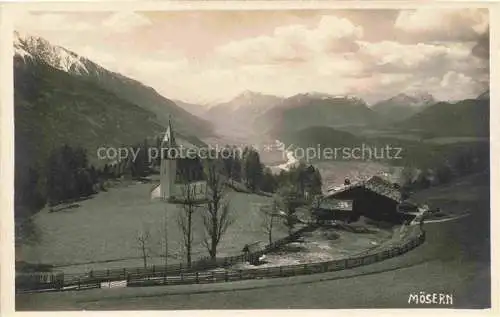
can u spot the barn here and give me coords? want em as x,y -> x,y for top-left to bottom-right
312,199 -> 354,223
322,176 -> 416,224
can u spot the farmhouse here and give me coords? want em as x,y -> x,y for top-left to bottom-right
312,198 -> 354,223
322,176 -> 416,223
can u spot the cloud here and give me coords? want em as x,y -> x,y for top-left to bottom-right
102,11 -> 152,33
395,8 -> 489,41
14,11 -> 151,36
14,12 -> 95,33
215,15 -> 363,65
356,40 -> 482,75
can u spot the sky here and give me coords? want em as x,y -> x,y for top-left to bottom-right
13,8 -> 489,105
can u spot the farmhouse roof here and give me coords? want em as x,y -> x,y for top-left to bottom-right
326,175 -> 402,202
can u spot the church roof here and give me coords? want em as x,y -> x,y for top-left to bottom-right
161,119 -> 201,152
162,119 -> 176,147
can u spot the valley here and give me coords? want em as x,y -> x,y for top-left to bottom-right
12,17 -> 491,311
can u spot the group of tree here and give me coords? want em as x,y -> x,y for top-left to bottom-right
15,145 -> 100,215
273,162 -> 322,199
258,184 -> 305,246
16,138 -> 163,221
217,146 -> 322,200
400,144 -> 489,197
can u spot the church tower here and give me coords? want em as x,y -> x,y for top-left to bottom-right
160,119 -> 178,201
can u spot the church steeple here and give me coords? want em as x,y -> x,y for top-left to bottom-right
160,116 -> 178,201
163,116 -> 176,148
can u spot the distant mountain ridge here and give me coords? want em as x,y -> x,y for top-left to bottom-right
172,99 -> 208,117
371,92 -> 437,122
14,31 -> 213,138
396,96 -> 489,137
203,90 -> 284,136
254,93 -> 380,139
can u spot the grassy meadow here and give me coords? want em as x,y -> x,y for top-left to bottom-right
17,181 -> 289,273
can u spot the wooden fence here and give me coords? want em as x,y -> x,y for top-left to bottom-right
15,224 -> 424,293
126,228 -> 426,288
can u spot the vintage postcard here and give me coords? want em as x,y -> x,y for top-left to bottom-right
0,0 -> 496,314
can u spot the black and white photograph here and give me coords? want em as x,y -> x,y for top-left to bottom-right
2,2 -> 494,312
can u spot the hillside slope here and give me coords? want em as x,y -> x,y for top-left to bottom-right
278,126 -> 363,150
14,57 -> 166,171
397,98 -> 489,137
14,31 -> 213,138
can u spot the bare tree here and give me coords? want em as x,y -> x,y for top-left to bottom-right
278,185 -> 301,235
310,194 -> 323,223
202,160 -> 234,260
136,227 -> 151,269
260,198 -> 280,245
177,181 -> 199,268
160,206 -> 169,270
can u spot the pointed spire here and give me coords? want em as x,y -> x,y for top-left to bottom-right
163,115 -> 176,147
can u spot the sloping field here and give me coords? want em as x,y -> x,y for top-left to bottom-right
233,223 -> 394,269
18,182 -> 288,273
314,161 -> 402,191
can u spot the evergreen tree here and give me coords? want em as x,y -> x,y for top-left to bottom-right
260,167 -> 278,193
243,147 -> 263,191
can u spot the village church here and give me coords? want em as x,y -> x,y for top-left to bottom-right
151,120 -> 208,203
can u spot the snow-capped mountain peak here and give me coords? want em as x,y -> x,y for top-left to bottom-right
290,92 -> 367,106
389,91 -> 436,107
14,31 -> 91,75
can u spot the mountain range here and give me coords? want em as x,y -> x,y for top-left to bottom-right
14,32 -> 210,172
198,88 -> 489,142
253,92 -> 380,140
14,31 -> 213,138
370,92 -> 437,122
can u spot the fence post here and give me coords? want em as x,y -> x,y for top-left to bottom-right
303,264 -> 307,274
123,268 -> 126,278
196,272 -> 199,284
153,265 -> 155,274
106,269 -> 109,277
225,270 -> 228,282
89,270 -> 93,278
211,271 -> 215,282
279,266 -> 283,276
239,270 -> 243,280
78,278 -> 81,290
